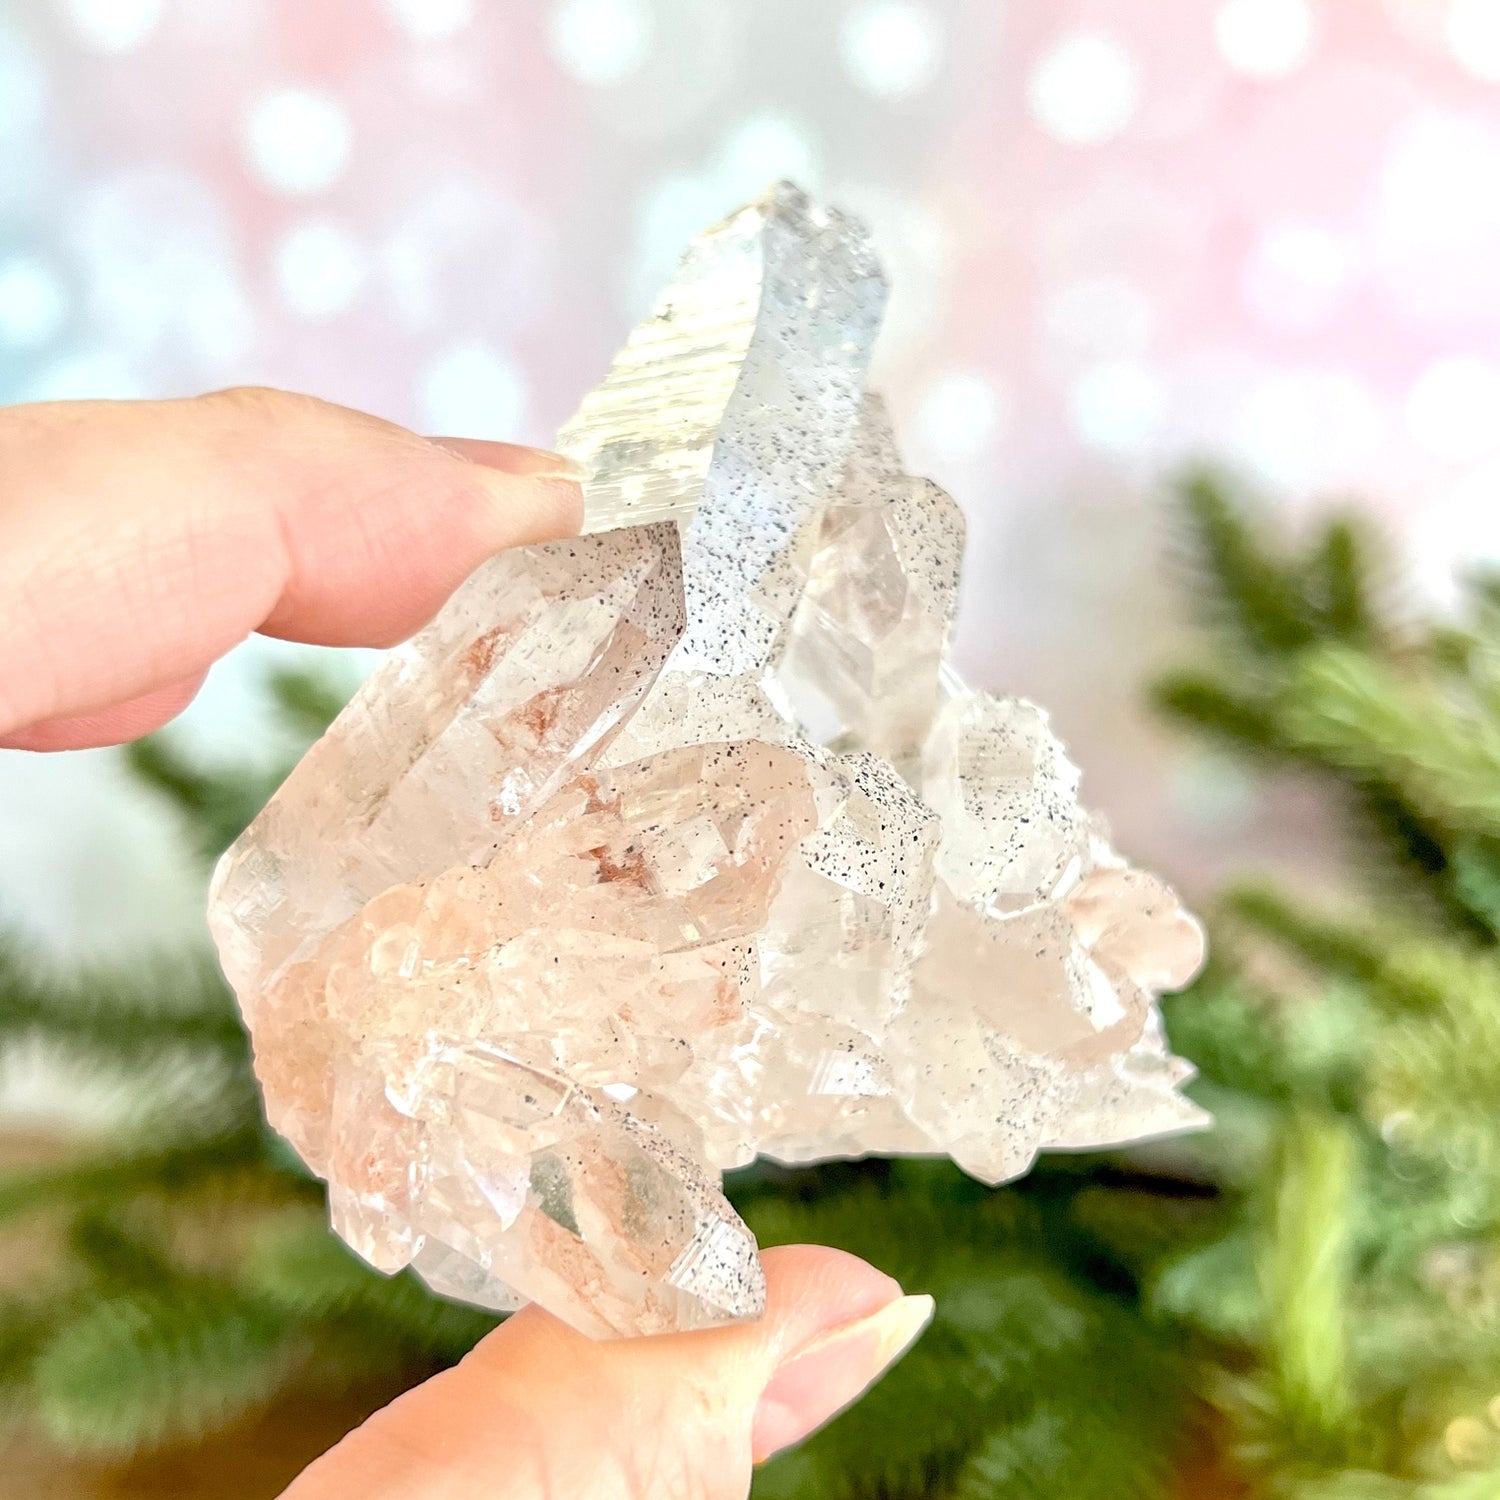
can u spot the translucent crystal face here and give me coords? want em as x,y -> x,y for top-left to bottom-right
208,183 -> 1205,1339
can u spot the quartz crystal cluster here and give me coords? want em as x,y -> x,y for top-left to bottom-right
208,184 -> 1206,1340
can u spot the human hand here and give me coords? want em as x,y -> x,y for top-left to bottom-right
0,388 -> 933,1498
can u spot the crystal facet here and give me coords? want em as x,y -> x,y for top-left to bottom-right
209,183 -> 1205,1339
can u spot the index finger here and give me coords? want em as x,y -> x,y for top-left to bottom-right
0,388 -> 584,749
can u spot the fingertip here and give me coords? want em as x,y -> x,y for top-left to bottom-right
423,437 -> 587,549
757,1244 -> 905,1339
751,1290 -> 934,1463
464,466 -> 586,551
427,436 -> 593,485
0,673 -> 206,752
257,453 -> 583,650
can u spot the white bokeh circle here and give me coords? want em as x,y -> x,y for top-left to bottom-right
381,0 -> 474,39
1070,362 -> 1166,454
64,0 -> 164,55
719,114 -> 821,199
1215,0 -> 1316,79
1241,222 -> 1349,329
1448,0 -> 1500,83
1028,31 -> 1141,146
839,2 -> 943,100
419,344 -> 527,438
243,89 -> 352,197
0,256 -> 69,350
1406,356 -> 1500,464
547,0 -> 654,86
1374,110 -> 1500,326
1410,459 -> 1500,609
70,168 -> 253,372
1234,368 -> 1383,491
26,347 -> 145,403
915,370 -> 1005,461
274,220 -> 368,320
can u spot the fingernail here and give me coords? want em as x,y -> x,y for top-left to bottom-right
752,1292 -> 934,1462
427,437 -> 593,483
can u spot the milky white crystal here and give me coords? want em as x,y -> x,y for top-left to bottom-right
209,183 -> 1205,1339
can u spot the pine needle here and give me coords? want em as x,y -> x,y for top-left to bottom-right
1260,1112 -> 1357,1463
31,1285 -> 304,1454
1172,466 -> 1317,658
0,941 -> 248,1061
245,1215 -> 499,1363
0,1130 -> 275,1225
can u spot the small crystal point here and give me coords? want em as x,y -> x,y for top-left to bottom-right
210,186 -> 1205,1340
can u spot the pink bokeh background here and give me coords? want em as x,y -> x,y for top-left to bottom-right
4,0 -> 1500,945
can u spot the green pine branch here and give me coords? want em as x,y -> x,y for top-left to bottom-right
0,940 -> 248,1066
1448,839 -> 1500,937
245,1214 -> 499,1364
1173,467 -> 1320,658
0,1129 -> 286,1226
1151,670 -> 1285,756
1259,1113 -> 1358,1464
1370,972 -> 1500,1180
1282,647 -> 1500,844
31,1284 -> 305,1455
1301,516 -> 1385,649
738,1164 -> 1192,1500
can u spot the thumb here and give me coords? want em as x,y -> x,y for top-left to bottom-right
282,1245 -> 933,1500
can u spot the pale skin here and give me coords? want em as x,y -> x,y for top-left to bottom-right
0,387 -> 933,1500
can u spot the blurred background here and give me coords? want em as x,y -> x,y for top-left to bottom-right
6,2 -> 1500,1497
7,0 -> 1500,955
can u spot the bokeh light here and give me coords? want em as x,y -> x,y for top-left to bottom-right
62,0 -> 164,55
719,114 -> 821,198
379,176 -> 552,338
1070,361 -> 1166,454
25,348 -> 145,403
0,256 -> 69,350
0,19 -> 48,152
1028,31 -> 1141,145
915,369 -> 1004,461
1374,109 -> 1500,324
1410,458 -> 1500,607
243,89 -> 353,197
839,2 -> 943,100
1214,0 -> 1316,79
419,343 -> 527,437
1405,356 -> 1500,463
275,221 -> 368,320
1447,0 -> 1500,82
1234,367 -> 1382,491
71,168 -> 251,372
380,0 -> 474,40
547,0 -> 654,85
1239,221 -> 1349,329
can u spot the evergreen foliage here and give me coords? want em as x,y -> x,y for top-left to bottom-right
3,478 -> 1500,1494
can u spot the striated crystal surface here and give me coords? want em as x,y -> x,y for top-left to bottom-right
209,183 -> 1205,1339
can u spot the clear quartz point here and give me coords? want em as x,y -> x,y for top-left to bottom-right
209,183 -> 1205,1339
